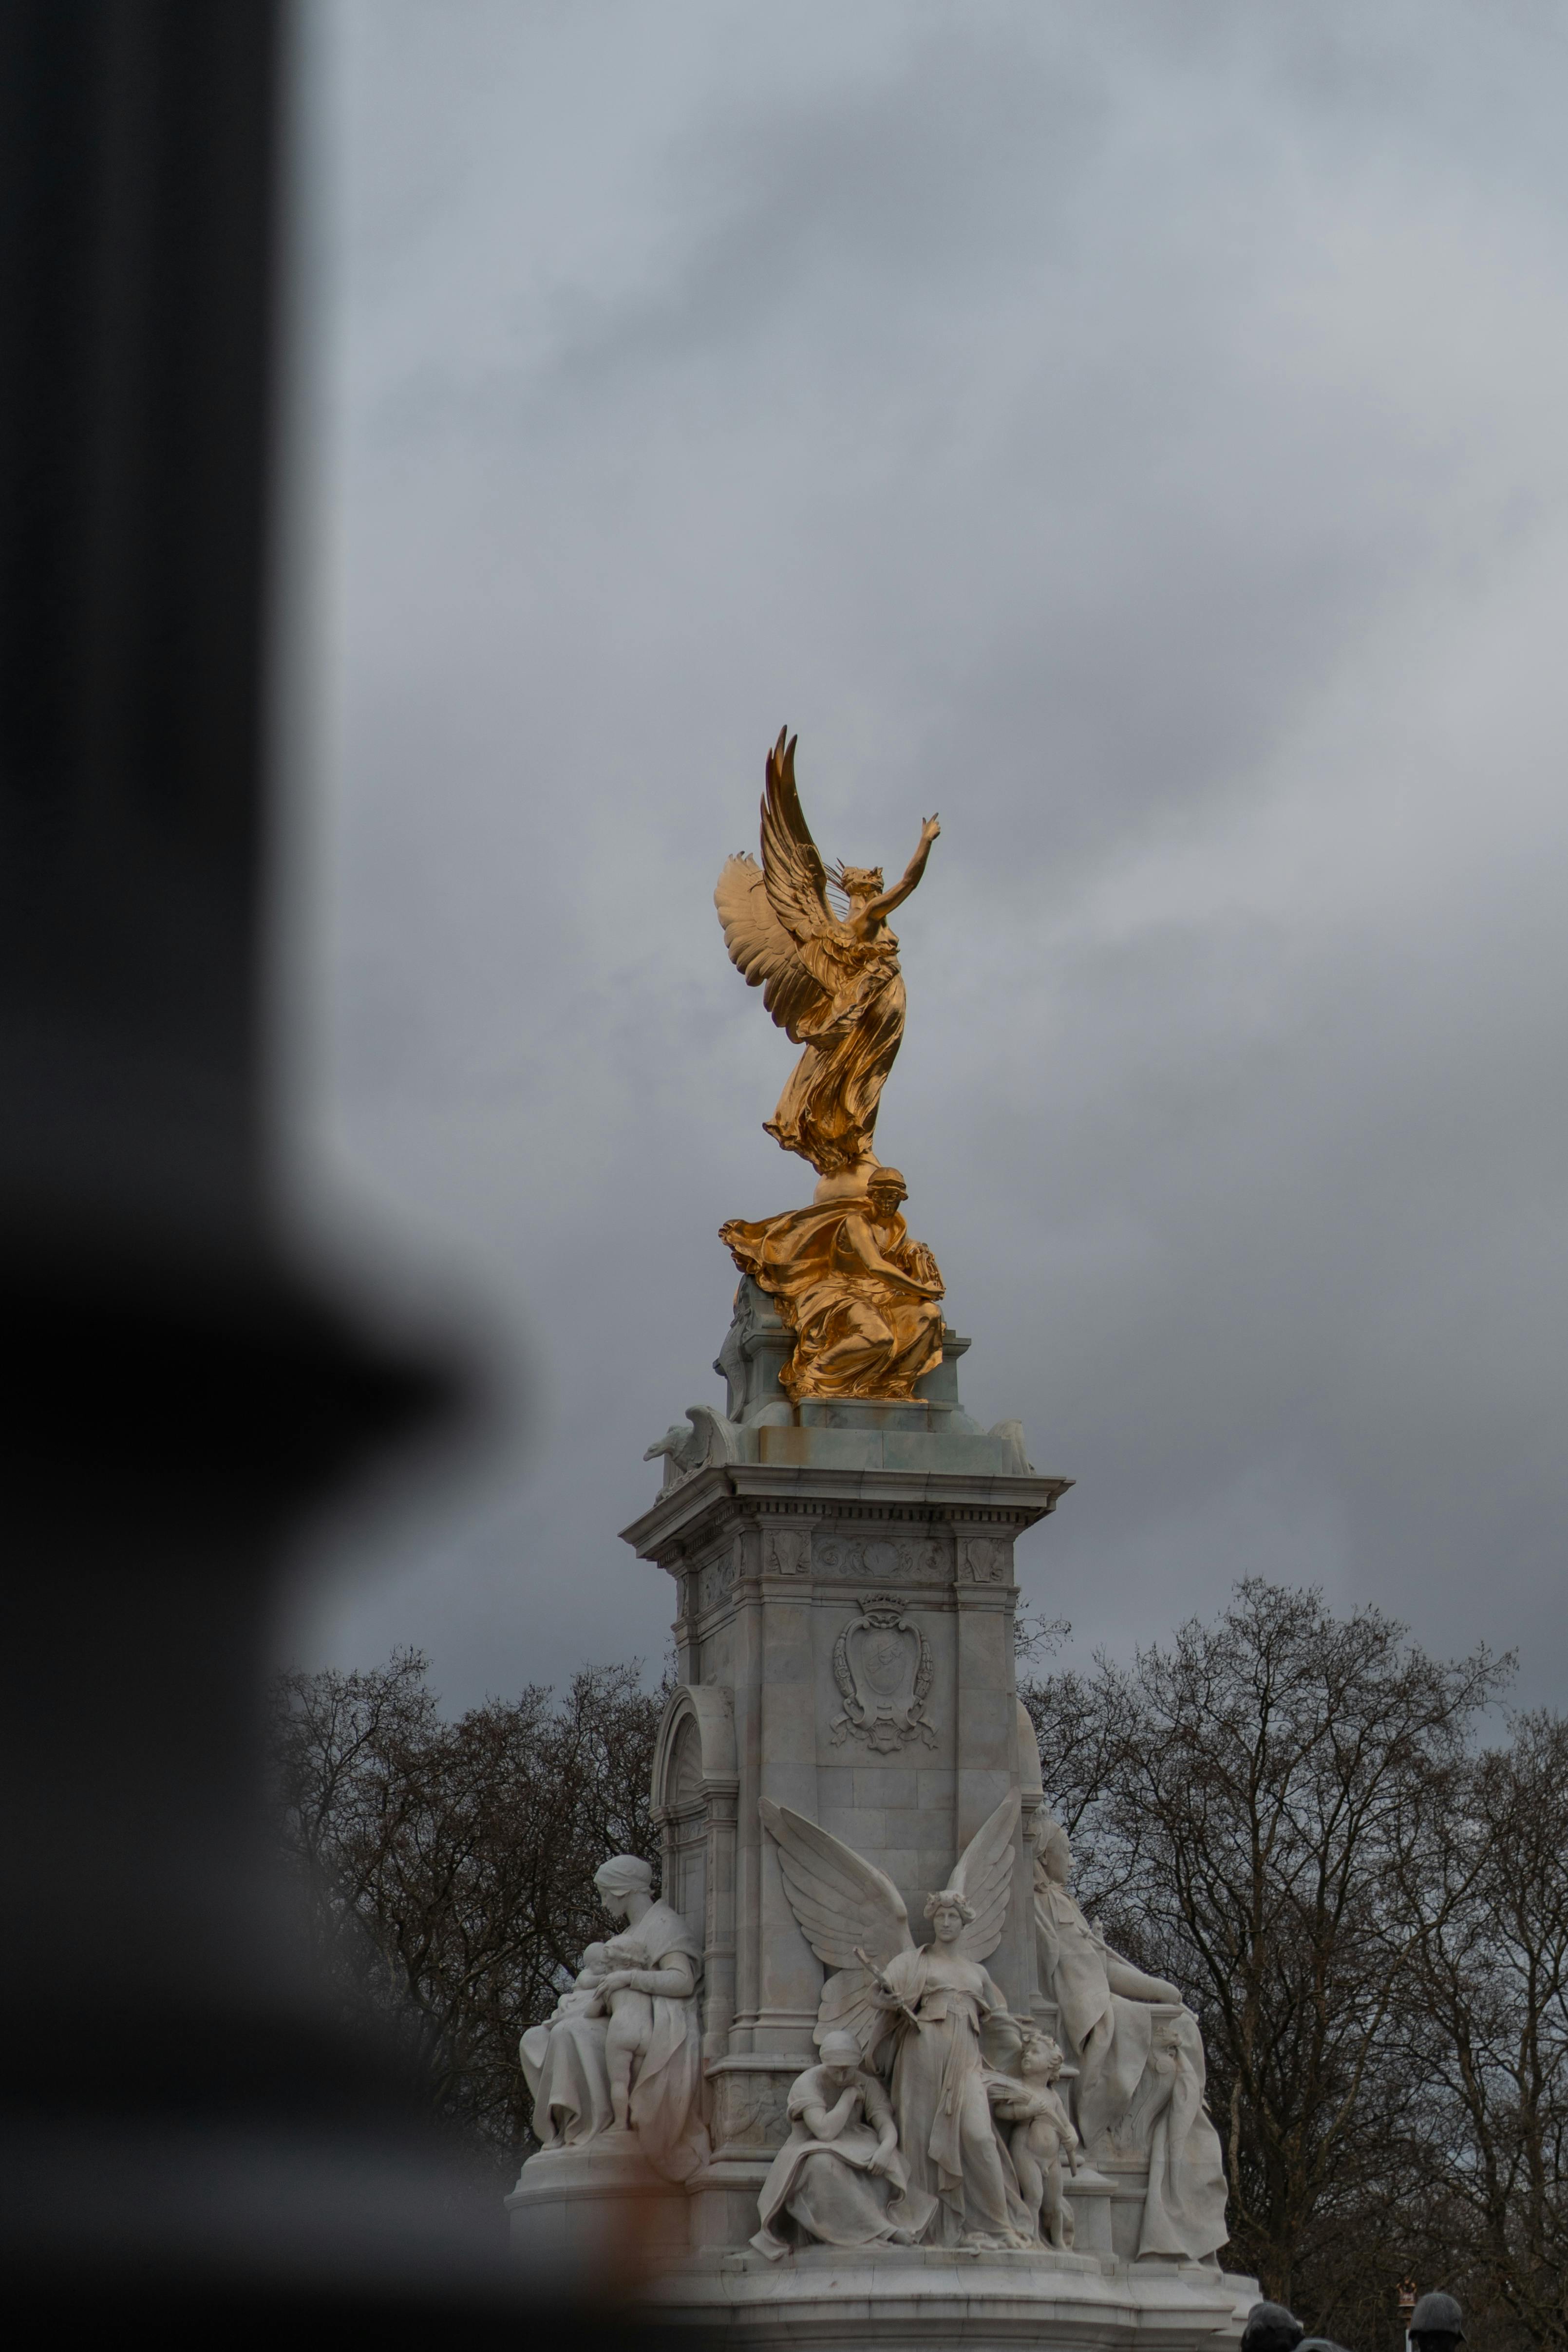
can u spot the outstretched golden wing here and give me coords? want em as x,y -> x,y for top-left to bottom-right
715,856 -> 833,1040
758,730 -> 846,954
714,729 -> 859,1040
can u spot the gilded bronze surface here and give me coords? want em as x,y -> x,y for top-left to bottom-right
716,734 -> 946,1403
721,1168 -> 945,1403
715,729 -> 939,1185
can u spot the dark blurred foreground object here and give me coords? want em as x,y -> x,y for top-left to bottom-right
1409,2293 -> 1466,2351
1242,2304 -> 1305,2352
0,4 -> 653,2339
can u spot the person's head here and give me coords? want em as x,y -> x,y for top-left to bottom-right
577,1941 -> 609,1978
1410,2291 -> 1465,2352
1240,2301 -> 1304,2352
866,1165 -> 907,1215
1036,1814 -> 1072,1886
593,1853 -> 653,1923
925,1887 -> 975,1944
836,863 -> 884,908
1018,2027 -> 1064,2083
818,2030 -> 862,2089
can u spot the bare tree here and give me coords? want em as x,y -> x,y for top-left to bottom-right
1022,1581 -> 1509,2328
273,1596 -> 1568,2339
1398,1712 -> 1568,2352
270,1652 -> 667,2163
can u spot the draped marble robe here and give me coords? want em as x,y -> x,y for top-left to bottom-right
879,1944 -> 1033,2248
520,1997 -> 612,2152
1033,1868 -> 1227,2260
617,1897 -> 710,2183
751,2062 -> 935,2260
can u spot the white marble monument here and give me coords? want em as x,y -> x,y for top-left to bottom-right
506,737 -> 1256,2343
505,1287 -> 1256,2345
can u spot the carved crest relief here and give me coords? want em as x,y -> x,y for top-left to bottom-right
697,1544 -> 740,1614
959,1534 -> 1009,1583
830,1592 -> 937,1752
762,1528 -> 807,1576
815,1531 -> 946,1581
711,2067 -> 793,2155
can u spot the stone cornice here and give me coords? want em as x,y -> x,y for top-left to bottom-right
620,1461 -> 1074,1562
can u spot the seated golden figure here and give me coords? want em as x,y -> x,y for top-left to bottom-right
721,1167 -> 944,1402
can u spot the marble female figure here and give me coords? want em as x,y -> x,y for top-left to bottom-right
874,1889 -> 1034,2249
519,1944 -> 615,2153
751,2032 -> 936,2260
1033,1815 -> 1227,2261
519,1854 -> 709,2185
588,1853 -> 710,2183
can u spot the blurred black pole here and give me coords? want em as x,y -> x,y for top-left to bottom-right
0,4 -> 568,2334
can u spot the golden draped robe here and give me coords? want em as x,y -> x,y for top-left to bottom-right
720,1198 -> 943,1401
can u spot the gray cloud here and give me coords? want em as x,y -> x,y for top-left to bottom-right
282,0 -> 1568,1710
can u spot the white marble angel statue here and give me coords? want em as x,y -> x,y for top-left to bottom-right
760,1790 -> 1035,2249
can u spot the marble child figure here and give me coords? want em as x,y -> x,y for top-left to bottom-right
987,2027 -> 1080,2249
751,2032 -> 936,2260
557,1942 -> 611,2016
520,1931 -> 660,2144
592,1932 -> 655,2132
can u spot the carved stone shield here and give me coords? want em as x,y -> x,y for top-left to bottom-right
830,1592 -> 937,1751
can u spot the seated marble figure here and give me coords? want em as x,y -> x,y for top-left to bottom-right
752,2032 -> 936,2260
518,1853 -> 709,2183
1033,1812 -> 1228,2262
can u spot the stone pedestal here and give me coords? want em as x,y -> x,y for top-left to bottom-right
509,1284 -> 1255,2345
1060,2162 -> 1117,2256
623,1303 -> 1071,2178
505,2134 -> 690,2287
645,2244 -> 1259,2352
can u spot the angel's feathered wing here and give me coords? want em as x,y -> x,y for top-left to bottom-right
948,1790 -> 1023,1964
714,730 -> 859,1041
760,1797 -> 915,2058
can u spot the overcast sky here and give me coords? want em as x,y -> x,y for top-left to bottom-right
280,0 -> 1568,1715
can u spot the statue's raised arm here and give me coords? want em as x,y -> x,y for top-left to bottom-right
858,811 -> 941,931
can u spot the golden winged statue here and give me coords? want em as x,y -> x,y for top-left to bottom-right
715,731 -> 948,1402
715,729 -> 941,1189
